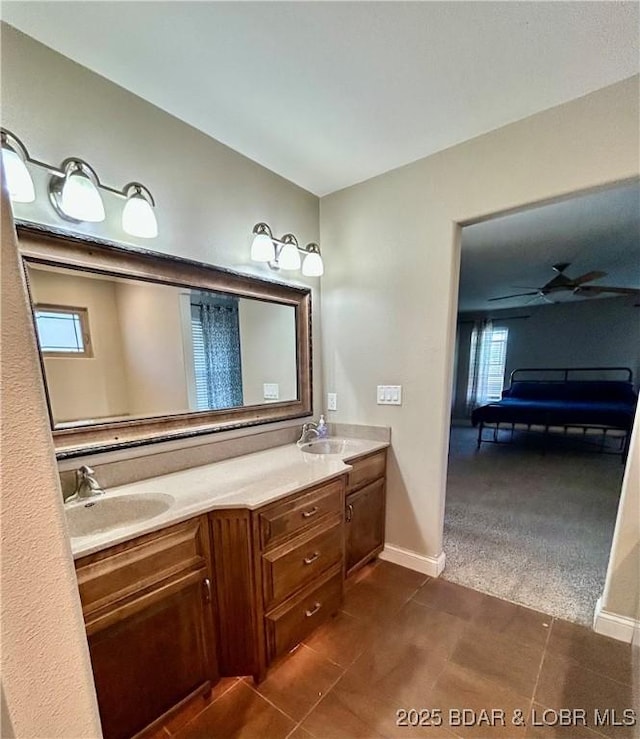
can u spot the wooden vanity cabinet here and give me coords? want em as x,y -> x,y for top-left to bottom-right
74,516 -> 218,739
345,449 -> 387,576
210,476 -> 346,680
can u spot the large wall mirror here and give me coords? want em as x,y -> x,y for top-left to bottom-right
17,224 -> 312,457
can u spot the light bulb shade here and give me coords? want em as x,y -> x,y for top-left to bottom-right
302,251 -> 324,277
278,242 -> 301,271
1,145 -> 35,203
60,171 -> 105,222
122,193 -> 158,238
251,233 -> 275,262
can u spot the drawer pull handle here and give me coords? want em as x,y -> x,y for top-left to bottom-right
346,503 -> 354,523
203,577 -> 212,603
303,552 -> 320,565
305,601 -> 322,618
302,506 -> 319,519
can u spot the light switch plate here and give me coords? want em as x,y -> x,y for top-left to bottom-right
263,383 -> 279,400
327,392 -> 337,411
377,385 -> 402,405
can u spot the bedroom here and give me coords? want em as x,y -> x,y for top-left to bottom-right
447,181 -> 640,624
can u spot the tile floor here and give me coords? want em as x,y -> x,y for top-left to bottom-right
153,561 -> 638,739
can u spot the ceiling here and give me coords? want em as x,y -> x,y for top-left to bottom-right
2,2 -> 638,195
458,181 -> 640,312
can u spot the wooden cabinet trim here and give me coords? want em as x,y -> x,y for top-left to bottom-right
346,449 -> 387,493
261,515 -> 343,611
76,516 -> 210,623
263,564 -> 343,662
258,477 -> 345,550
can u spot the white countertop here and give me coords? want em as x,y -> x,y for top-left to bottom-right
67,437 -> 389,559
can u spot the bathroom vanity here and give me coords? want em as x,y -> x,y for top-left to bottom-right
16,224 -> 388,739
70,439 -> 387,739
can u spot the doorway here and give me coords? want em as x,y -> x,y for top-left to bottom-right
444,181 -> 640,624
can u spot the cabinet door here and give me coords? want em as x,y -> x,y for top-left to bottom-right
346,478 -> 386,575
88,569 -> 217,739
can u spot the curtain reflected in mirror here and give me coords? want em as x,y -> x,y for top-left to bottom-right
190,292 -> 243,410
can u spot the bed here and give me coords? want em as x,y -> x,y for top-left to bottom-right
471,367 -> 638,459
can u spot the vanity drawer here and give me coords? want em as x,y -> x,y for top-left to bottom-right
75,516 -> 210,625
347,449 -> 386,492
258,478 -> 344,550
262,517 -> 343,610
264,566 -> 343,662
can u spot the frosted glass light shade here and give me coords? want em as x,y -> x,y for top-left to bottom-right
278,242 -> 301,271
302,251 -> 324,277
1,146 -> 35,203
251,233 -> 275,262
61,172 -> 105,222
122,193 -> 158,238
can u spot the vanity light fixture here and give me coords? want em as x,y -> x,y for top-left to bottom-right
0,127 -> 158,238
302,243 -> 324,277
0,129 -> 36,203
250,222 -> 324,277
250,222 -> 276,262
50,158 -> 106,223
278,234 -> 302,271
121,183 -> 158,238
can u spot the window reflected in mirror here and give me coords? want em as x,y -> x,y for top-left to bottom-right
26,263 -> 298,427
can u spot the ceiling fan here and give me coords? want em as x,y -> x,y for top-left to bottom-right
488,263 -> 640,303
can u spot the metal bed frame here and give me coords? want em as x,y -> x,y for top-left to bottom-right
475,367 -> 635,460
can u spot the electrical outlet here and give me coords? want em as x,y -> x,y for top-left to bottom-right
327,392 -> 337,411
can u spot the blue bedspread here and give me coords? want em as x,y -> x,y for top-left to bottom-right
471,380 -> 637,431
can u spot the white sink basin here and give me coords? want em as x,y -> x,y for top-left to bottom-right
299,438 -> 348,455
65,493 -> 174,538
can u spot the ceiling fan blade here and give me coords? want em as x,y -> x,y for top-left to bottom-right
543,273 -> 573,289
571,270 -> 608,286
488,292 -> 540,302
574,285 -> 640,296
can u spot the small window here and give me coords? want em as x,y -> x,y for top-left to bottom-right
34,304 -> 93,357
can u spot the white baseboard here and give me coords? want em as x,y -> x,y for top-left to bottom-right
379,544 -> 446,578
593,596 -> 640,643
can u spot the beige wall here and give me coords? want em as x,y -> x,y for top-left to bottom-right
1,185 -> 103,736
116,281 -> 189,416
1,23 -> 322,420
1,24 -> 321,737
239,299 -> 298,405
28,267 -> 131,422
320,77 -> 640,575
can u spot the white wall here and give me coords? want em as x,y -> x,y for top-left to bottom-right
1,185 -> 103,737
28,267 -> 131,422
239,299 -> 298,406
601,413 -> 640,622
320,77 -> 640,571
453,296 -> 640,418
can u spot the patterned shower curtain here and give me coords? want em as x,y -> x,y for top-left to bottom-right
192,294 -> 243,410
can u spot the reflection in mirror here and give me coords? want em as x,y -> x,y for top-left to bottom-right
26,263 -> 298,427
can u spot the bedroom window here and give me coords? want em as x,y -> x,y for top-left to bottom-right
466,322 -> 508,409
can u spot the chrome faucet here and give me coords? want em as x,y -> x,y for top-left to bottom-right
69,465 -> 105,501
297,422 -> 319,445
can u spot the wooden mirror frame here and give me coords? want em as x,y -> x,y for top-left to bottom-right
17,223 -> 313,459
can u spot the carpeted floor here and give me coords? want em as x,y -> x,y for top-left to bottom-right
443,426 -> 625,625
